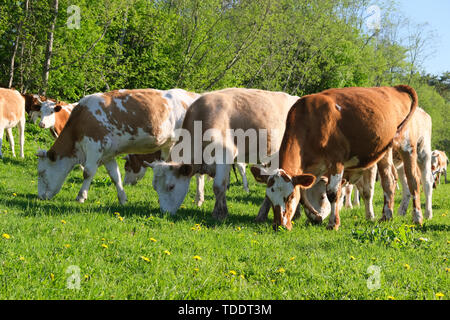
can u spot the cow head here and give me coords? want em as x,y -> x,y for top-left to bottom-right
124,155 -> 148,185
36,149 -> 76,200
143,161 -> 193,215
39,101 -> 63,129
251,166 -> 315,230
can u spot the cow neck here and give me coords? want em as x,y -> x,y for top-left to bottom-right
54,108 -> 70,136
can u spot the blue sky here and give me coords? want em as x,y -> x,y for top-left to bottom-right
397,0 -> 450,75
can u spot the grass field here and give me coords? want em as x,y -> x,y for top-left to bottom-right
0,124 -> 448,300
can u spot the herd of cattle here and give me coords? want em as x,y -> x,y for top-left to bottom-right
0,86 -> 448,231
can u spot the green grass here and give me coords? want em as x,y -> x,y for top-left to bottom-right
0,124 -> 449,300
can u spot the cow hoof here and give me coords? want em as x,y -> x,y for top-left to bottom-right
76,196 -> 86,203
212,209 -> 228,221
255,215 -> 267,223
326,224 -> 339,231
378,216 -> 391,223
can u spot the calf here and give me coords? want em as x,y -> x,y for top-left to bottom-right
36,89 -> 200,204
252,85 -> 419,230
431,150 -> 448,187
0,88 -> 26,158
146,88 -> 300,219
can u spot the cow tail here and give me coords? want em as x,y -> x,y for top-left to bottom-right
394,85 -> 418,136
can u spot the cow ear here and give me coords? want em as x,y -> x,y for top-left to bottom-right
250,166 -> 269,184
292,174 -> 316,189
47,150 -> 57,162
178,164 -> 193,177
54,105 -> 62,112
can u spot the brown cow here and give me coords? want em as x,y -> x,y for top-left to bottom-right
431,150 -> 448,186
0,88 -> 26,158
252,85 -> 419,230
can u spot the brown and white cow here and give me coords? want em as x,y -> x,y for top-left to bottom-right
36,100 -> 78,137
252,85 -> 419,230
0,88 -> 26,158
36,89 -> 200,204
431,150 -> 448,187
146,88 -> 300,219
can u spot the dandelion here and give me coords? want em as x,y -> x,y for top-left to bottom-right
418,237 -> 428,242
193,255 -> 202,261
12,193 -> 17,197
163,250 -> 171,256
442,213 -> 447,217
101,243 -> 108,249
289,257 -> 296,261
350,255 -> 356,260
114,212 -> 120,216
118,216 -> 124,222
140,256 -> 151,262
389,258 -> 395,262
404,264 -> 411,270
84,274 -> 90,280
150,238 -> 157,242
19,256 -> 25,261
236,227 -> 242,231
435,292 -> 444,299
50,273 -> 55,281
387,296 -> 396,300
277,268 -> 286,274
270,279 -> 276,283
240,274 -> 245,280
445,268 -> 450,272
64,244 -> 71,248
61,220 -> 66,224
2,233 -> 11,239
229,270 -> 237,276
193,268 -> 199,273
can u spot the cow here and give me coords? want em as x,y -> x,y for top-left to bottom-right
123,151 -> 249,191
21,94 -> 55,123
145,88 -> 300,219
251,85 -> 419,231
36,100 -> 78,137
36,88 -> 200,204
0,88 -> 26,158
431,150 -> 448,187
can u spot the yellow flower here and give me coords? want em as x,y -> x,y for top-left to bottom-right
236,227 -> 242,231
193,268 -> 199,272
150,238 -> 157,242
387,296 -> 396,300
61,220 -> 66,224
229,270 -> 237,276
114,212 -> 120,216
193,255 -> 202,261
404,264 -> 411,270
2,233 -> 11,239
64,244 -> 71,248
435,292 -> 444,299
289,257 -> 296,261
418,237 -> 428,242
84,274 -> 90,280
101,243 -> 108,249
442,213 -> 447,217
164,250 -> 171,255
240,274 -> 245,280
19,256 -> 25,261
350,255 -> 356,260
50,273 -> 55,281
118,216 -> 124,222
140,256 -> 151,262
277,268 -> 286,273
12,193 -> 17,197
389,258 -> 395,262
445,268 -> 450,272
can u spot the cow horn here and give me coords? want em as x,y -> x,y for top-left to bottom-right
143,161 -> 158,168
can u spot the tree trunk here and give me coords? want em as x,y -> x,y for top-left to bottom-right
41,0 -> 59,95
8,0 -> 29,89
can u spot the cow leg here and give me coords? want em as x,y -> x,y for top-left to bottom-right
236,163 -> 249,193
6,128 -> 15,157
358,165 -> 377,221
195,174 -> 205,207
212,163 -> 231,221
417,152 -> 433,220
76,163 -> 99,203
326,164 -> 344,230
397,165 -> 410,216
18,116 -> 25,158
104,159 -> 127,205
352,187 -> 360,207
399,147 -> 423,225
255,196 -> 271,222
0,127 -> 5,159
378,150 -> 397,222
344,184 -> 353,209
